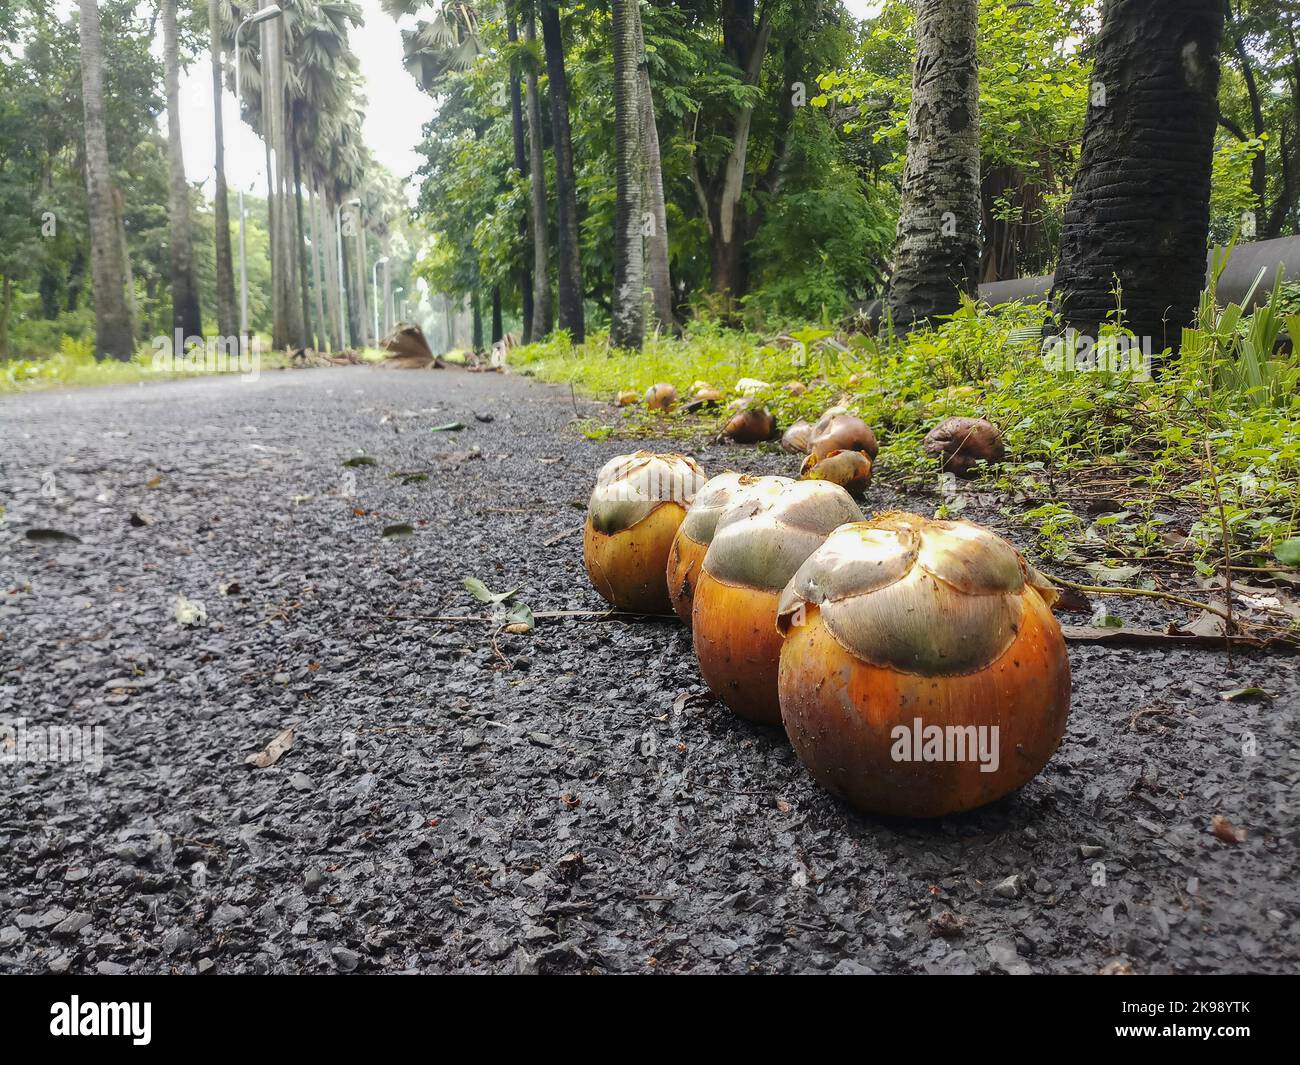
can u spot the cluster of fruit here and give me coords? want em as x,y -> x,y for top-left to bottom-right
583,452 -> 1071,818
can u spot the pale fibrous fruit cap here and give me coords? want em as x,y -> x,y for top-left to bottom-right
588,452 -> 707,535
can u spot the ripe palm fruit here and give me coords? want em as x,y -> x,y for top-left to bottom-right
723,406 -> 777,444
616,390 -> 639,407
584,452 -> 707,613
666,474 -> 792,624
799,448 -> 872,497
776,513 -> 1070,817
693,480 -> 861,725
810,412 -> 878,463
781,420 -> 814,454
645,383 -> 678,412
923,416 -> 1004,478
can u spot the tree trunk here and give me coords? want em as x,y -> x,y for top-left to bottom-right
611,0 -> 646,349
888,0 -> 981,328
208,0 -> 237,337
1052,0 -> 1223,352
525,15 -> 553,338
78,0 -> 135,359
540,1 -> 584,342
354,215 -> 369,346
491,286 -> 503,344
704,0 -> 772,303
508,16 -> 534,343
307,182 -> 329,351
472,290 -> 484,352
637,15 -> 675,334
291,139 -> 315,349
320,188 -> 342,350
0,275 -> 12,359
162,0 -> 201,339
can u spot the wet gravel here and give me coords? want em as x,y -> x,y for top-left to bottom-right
1,365 -> 1296,974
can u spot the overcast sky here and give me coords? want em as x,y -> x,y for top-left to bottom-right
175,0 -> 882,204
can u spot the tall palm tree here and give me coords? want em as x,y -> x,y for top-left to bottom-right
1052,0 -> 1224,353
77,0 -> 135,359
524,12 -> 552,336
507,14 -> 534,342
888,0 -> 981,327
163,0 -> 201,338
611,0 -> 645,349
208,0 -> 238,337
636,5 -> 673,333
540,0 -> 583,342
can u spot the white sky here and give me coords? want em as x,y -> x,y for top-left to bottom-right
52,1 -> 882,205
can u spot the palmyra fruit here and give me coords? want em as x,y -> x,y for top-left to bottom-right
666,473 -> 792,624
785,381 -> 808,396
616,390 -> 639,407
693,480 -> 861,725
800,449 -> 872,497
734,377 -> 772,396
923,416 -> 1005,478
776,513 -> 1070,817
645,383 -> 678,412
584,452 -> 707,613
723,406 -> 776,444
781,420 -> 814,454
810,412 -> 878,463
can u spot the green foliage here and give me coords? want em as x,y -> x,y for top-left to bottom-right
513,295 -> 1300,570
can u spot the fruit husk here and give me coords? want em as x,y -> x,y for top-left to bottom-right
800,448 -> 872,496
723,407 -> 776,444
645,383 -> 678,412
693,480 -> 861,722
585,503 -> 688,614
775,513 -> 1071,817
667,474 -> 791,624
811,413 -> 879,462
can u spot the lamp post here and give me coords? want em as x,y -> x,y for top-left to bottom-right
334,196 -> 360,346
234,4 -> 283,340
372,256 -> 389,342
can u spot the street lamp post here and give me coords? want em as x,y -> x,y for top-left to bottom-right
334,197 -> 360,346
234,4 -> 283,340
372,257 -> 389,343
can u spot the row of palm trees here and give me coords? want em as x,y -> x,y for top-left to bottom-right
79,0 -> 389,360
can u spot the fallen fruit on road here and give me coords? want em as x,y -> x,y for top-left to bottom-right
693,479 -> 861,725
584,451 -> 707,613
776,513 -> 1071,817
667,473 -> 793,624
645,383 -> 677,412
923,416 -> 1005,478
800,448 -> 872,496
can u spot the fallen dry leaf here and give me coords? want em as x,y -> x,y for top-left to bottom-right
1211,814 -> 1247,844
245,727 -> 294,769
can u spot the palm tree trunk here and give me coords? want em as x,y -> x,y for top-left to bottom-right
508,16 -> 534,343
525,15 -> 552,338
887,0 -> 981,328
308,182 -> 329,350
208,0 -> 237,337
471,290 -> 484,352
611,0 -> 645,350
291,137 -> 315,349
491,286 -> 503,344
1052,0 -> 1224,353
540,1 -> 584,342
706,0 -> 771,303
637,11 -> 674,334
78,0 -> 135,359
162,0 -> 201,338
320,187 -> 342,350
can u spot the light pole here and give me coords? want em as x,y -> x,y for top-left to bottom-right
335,196 -> 360,346
234,4 -> 283,340
372,256 -> 389,342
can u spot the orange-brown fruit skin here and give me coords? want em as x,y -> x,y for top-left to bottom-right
692,571 -> 785,725
778,594 -> 1071,817
812,414 -> 879,462
666,527 -> 708,624
583,502 -> 686,614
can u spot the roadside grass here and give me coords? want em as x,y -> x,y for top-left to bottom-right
512,299 -> 1300,583
0,336 -> 391,393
